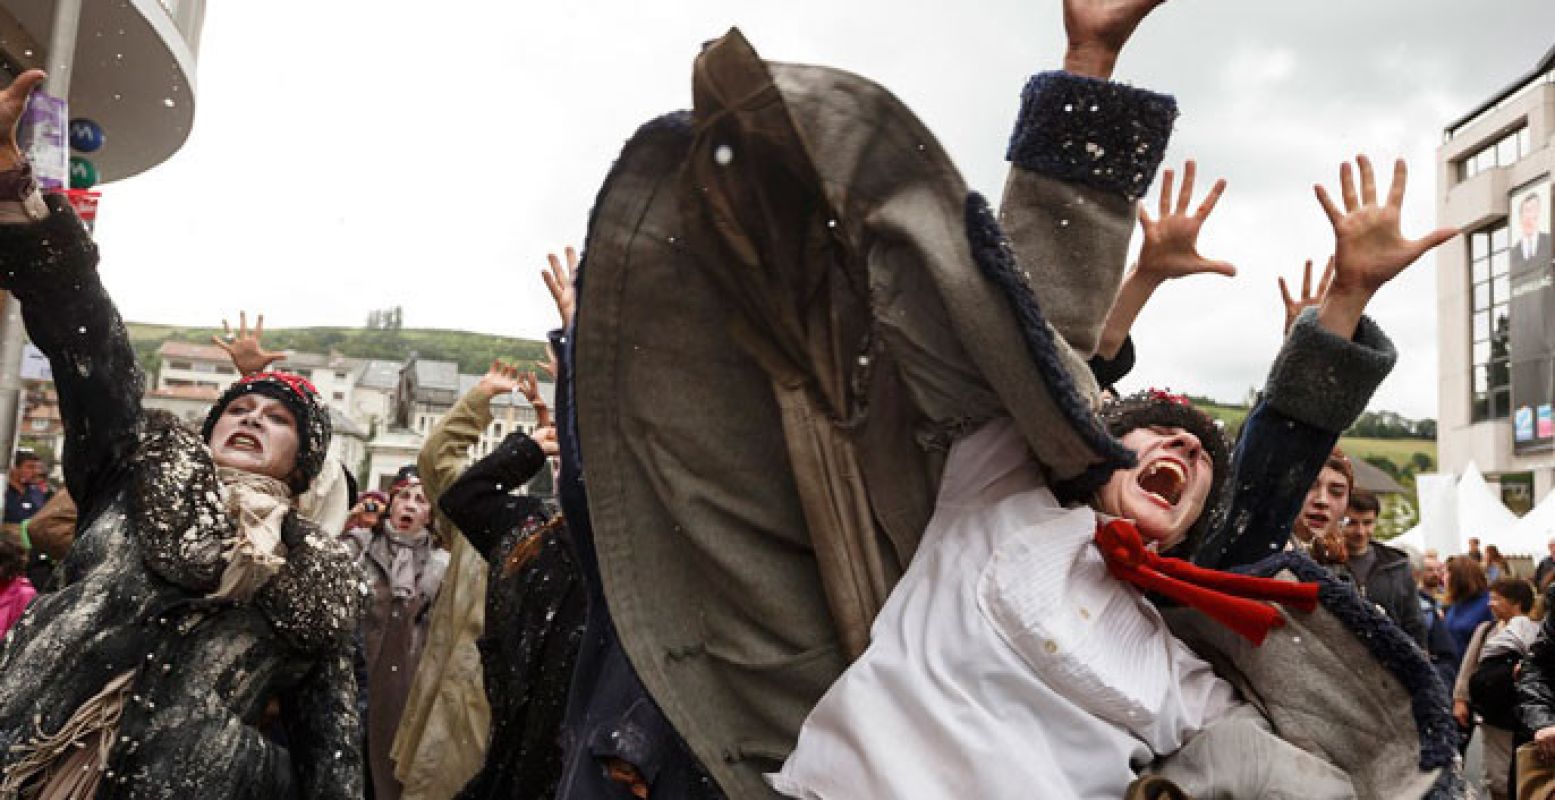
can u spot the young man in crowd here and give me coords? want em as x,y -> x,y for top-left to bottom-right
1344,491 -> 1427,646
1292,450 -> 1354,564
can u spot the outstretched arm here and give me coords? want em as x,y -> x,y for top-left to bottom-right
211,310 -> 286,376
1095,160 -> 1235,361
999,0 -> 1178,358
0,71 -> 141,520
1195,155 -> 1455,569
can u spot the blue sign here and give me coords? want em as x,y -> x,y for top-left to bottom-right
1515,405 -> 1535,442
68,118 -> 104,153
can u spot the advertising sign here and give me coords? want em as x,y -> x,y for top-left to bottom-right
1509,178 -> 1555,453
17,91 -> 68,191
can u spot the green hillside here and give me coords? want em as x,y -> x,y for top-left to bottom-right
126,322 -> 549,376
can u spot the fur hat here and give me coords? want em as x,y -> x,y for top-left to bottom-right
1097,389 -> 1231,556
201,371 -> 332,494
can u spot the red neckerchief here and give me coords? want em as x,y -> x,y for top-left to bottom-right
1095,519 -> 1319,646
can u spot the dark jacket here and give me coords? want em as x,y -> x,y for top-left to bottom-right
438,431 -> 586,800
1348,541 -> 1428,648
0,197 -> 364,799
1517,584 -> 1555,735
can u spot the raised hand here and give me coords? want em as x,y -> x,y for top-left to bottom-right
535,341 -> 558,381
1136,160 -> 1235,284
515,370 -> 551,428
0,70 -> 45,168
212,311 -> 285,376
1062,0 -> 1167,79
1313,155 -> 1457,338
476,359 -> 521,397
1277,257 -> 1334,336
541,247 -> 578,331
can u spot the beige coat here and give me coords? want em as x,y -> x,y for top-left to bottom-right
389,388 -> 500,799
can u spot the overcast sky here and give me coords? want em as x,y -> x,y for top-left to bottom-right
89,1 -> 1555,419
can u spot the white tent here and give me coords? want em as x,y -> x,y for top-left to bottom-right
1505,488 -> 1555,557
1456,462 -> 1523,554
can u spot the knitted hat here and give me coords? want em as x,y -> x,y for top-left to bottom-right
1097,389 -> 1231,556
389,465 -> 420,497
202,371 -> 332,494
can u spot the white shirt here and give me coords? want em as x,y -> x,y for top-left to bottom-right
771,418 -> 1237,800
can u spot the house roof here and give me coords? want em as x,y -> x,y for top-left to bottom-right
357,360 -> 403,390
455,374 -> 556,408
1445,43 -> 1555,135
1352,457 -> 1408,496
411,359 -> 460,391
158,341 -> 231,362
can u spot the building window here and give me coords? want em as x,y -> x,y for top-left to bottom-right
1471,223 -> 1512,421
1460,125 -> 1531,181
166,360 -> 191,371
332,392 -> 345,402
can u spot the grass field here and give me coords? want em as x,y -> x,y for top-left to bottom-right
1199,403 -> 1436,469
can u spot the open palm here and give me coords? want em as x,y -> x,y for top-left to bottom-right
1137,160 -> 1235,281
1315,156 -> 1456,293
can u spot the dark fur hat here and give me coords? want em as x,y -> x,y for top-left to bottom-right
201,371 -> 332,494
1097,389 -> 1231,556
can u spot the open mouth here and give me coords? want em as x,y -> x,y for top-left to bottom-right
225,432 -> 262,453
1137,459 -> 1186,508
1304,512 -> 1331,529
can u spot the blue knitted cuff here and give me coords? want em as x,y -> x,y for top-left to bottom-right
1263,308 -> 1397,433
1006,71 -> 1178,201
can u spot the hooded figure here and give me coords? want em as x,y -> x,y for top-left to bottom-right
571,26 -> 1457,800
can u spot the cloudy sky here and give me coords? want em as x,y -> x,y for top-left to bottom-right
90,1 -> 1555,419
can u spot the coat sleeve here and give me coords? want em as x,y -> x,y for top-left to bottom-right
1392,572 -> 1428,650
998,72 -> 1177,358
280,644 -> 366,800
1519,590 -> 1555,734
1455,621 -> 1492,702
417,387 -> 495,534
0,196 -> 142,523
1194,309 -> 1397,569
437,431 -> 550,563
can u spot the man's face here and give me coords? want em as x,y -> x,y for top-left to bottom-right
207,393 -> 300,485
1470,538 -> 1482,553
1095,426 -> 1214,549
1521,196 -> 1541,239
1343,509 -> 1377,554
1297,467 -> 1350,543
387,484 -> 432,534
1422,556 -> 1446,591
9,458 -> 40,486
1547,539 -> 1555,559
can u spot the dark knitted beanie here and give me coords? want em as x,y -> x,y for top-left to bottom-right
201,371 -> 332,494
1097,389 -> 1230,556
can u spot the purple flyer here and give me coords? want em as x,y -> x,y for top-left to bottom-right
17,90 -> 68,190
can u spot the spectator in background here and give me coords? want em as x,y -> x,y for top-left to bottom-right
2,451 -> 49,532
1454,578 -> 1538,800
1408,546 -> 1459,691
0,537 -> 34,634
1343,491 -> 1426,646
1423,550 -> 1449,603
1292,450 -> 1353,567
1445,557 -> 1496,660
1468,537 -> 1484,563
346,490 -> 389,535
1535,537 -> 1555,591
343,466 -> 449,800
1485,544 -> 1513,582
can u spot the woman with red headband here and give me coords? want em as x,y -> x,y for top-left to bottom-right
0,71 -> 363,798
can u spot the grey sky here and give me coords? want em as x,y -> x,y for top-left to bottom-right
90,1 -> 1555,419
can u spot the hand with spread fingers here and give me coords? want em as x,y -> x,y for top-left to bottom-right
1277,257 -> 1334,337
0,69 -> 45,169
476,359 -> 521,398
1096,160 -> 1232,360
212,311 -> 286,376
541,247 -> 579,332
1136,160 -> 1236,284
1313,155 -> 1458,338
1062,0 -> 1167,79
535,341 -> 559,381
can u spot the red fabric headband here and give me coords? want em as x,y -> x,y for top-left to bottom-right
238,371 -> 319,401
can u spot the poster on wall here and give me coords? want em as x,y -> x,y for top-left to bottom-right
1510,177 -> 1554,453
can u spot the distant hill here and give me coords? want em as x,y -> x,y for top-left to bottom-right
125,322 -> 550,377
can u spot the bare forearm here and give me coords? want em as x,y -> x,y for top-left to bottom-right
1097,266 -> 1162,359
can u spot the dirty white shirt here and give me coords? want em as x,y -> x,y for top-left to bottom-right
771,417 -> 1238,800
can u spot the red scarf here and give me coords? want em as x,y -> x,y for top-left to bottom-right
1095,519 -> 1320,646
